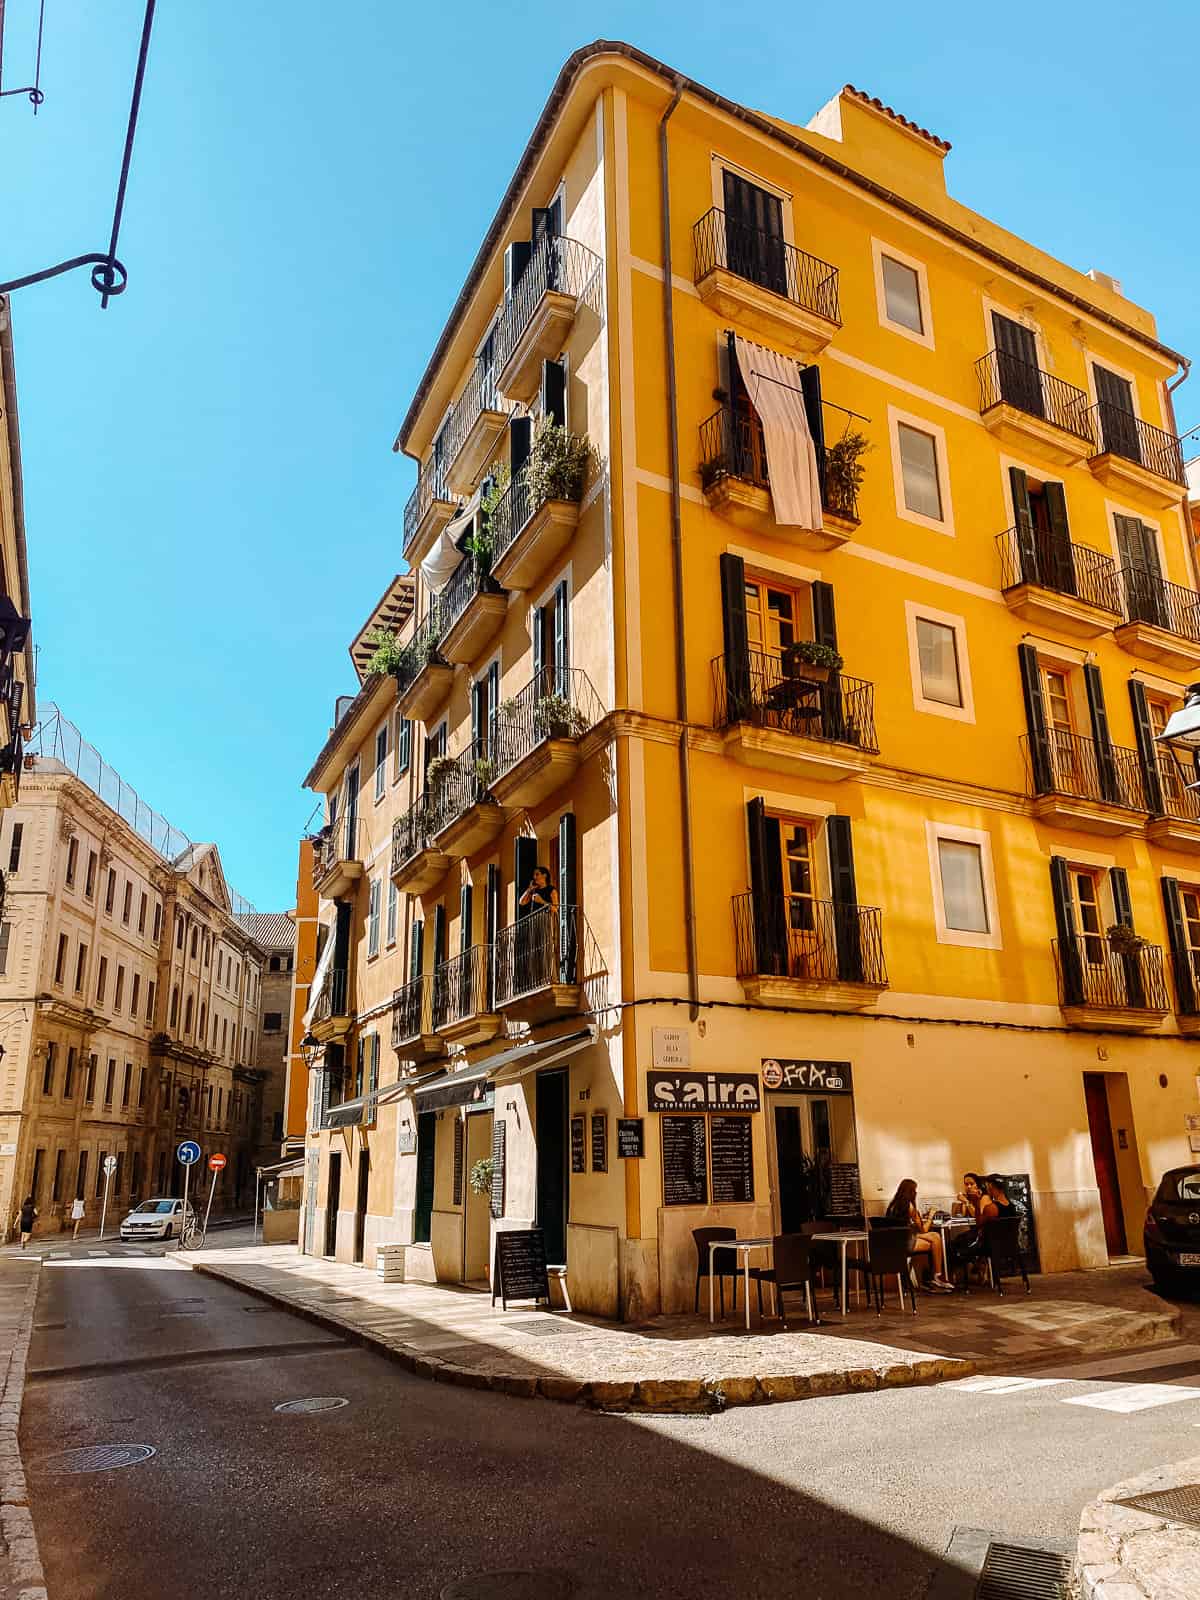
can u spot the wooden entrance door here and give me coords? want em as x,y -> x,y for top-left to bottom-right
353,1151 -> 369,1264
722,170 -> 787,297
1095,366 -> 1140,462
992,313 -> 1043,417
324,1152 -> 341,1258
1083,1073 -> 1127,1257
414,1112 -> 436,1245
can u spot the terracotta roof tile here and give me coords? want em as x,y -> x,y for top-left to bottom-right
843,84 -> 951,153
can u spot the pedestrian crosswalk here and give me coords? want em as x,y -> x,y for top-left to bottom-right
6,1243 -> 164,1262
952,1344 -> 1200,1415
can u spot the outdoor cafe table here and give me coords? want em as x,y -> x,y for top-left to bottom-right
708,1236 -> 773,1330
931,1215 -> 975,1275
810,1229 -> 869,1316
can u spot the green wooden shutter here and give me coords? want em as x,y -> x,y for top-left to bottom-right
1109,867 -> 1133,928
1042,482 -> 1076,597
459,883 -> 473,956
503,241 -> 531,298
1009,467 -> 1038,582
515,836 -> 539,919
410,919 -> 424,981
1162,877 -> 1197,1015
746,798 -> 784,975
485,863 -> 500,1009
432,904 -> 446,968
799,365 -> 826,507
1128,679 -> 1165,815
369,1034 -> 380,1097
1083,664 -> 1122,805
541,360 -> 566,429
509,416 -> 532,477
558,811 -> 578,984
719,553 -> 751,723
812,581 -> 837,649
827,815 -> 864,983
1108,866 -> 1146,1008
552,580 -> 569,694
1049,857 -> 1083,1005
1018,644 -> 1053,793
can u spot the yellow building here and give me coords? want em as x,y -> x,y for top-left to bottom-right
0,298 -> 36,812
298,44 -> 1200,1316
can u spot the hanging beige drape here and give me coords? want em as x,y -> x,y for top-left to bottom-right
733,335 -> 824,532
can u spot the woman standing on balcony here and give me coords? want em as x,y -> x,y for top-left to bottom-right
519,866 -> 559,913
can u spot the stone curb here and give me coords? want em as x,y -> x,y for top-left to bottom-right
0,1262 -> 47,1600
1076,1454 -> 1200,1600
189,1261 -> 975,1413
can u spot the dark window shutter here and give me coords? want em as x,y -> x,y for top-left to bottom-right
1009,468 -> 1038,582
333,900 -> 352,970
719,553 -> 750,722
1108,866 -> 1146,1007
471,679 -> 484,752
509,416 -> 532,478
369,1035 -> 380,1096
1162,877 -> 1197,1015
1042,482 -> 1077,597
812,581 -> 837,650
410,919 -> 424,982
503,241 -> 531,298
1128,679 -> 1165,815
1109,867 -> 1133,929
558,811 -> 578,983
515,836 -> 539,919
355,1036 -> 365,1099
827,815 -> 863,983
541,360 -> 566,429
486,660 -> 500,754
531,605 -> 546,681
553,580 -> 570,692
747,798 -> 784,976
1018,644 -> 1052,793
432,904 -> 447,968
1083,663 -> 1121,804
799,365 -> 827,506
485,863 -> 500,1009
459,883 -> 473,956
1049,857 -> 1082,1005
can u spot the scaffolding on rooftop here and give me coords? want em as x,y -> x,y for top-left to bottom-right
28,703 -> 257,918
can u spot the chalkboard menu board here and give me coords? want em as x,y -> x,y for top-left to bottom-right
709,1115 -> 753,1204
988,1171 -> 1040,1273
662,1115 -> 707,1206
570,1115 -> 586,1174
491,1227 -> 551,1309
452,1118 -> 464,1207
616,1118 -> 644,1159
591,1113 -> 608,1174
828,1162 -> 862,1217
490,1121 -> 506,1219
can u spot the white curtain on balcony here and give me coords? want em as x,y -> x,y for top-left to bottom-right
420,490 -> 480,594
301,926 -> 335,1031
733,335 -> 823,532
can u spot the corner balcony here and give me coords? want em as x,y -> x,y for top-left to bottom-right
713,649 -> 878,781
1146,753 -> 1200,854
436,554 -> 507,667
1087,404 -> 1186,508
433,943 -> 501,1048
310,965 -> 351,1045
975,349 -> 1093,468
489,463 -> 583,594
490,667 -> 605,810
1114,568 -> 1200,674
427,741 -> 506,859
0,681 -> 24,809
995,525 -> 1121,639
402,462 -> 458,569
391,975 -> 443,1063
390,798 -> 450,895
733,891 -> 887,1011
692,208 -> 840,355
441,362 -> 510,498
699,405 -> 859,548
1022,730 -> 1147,836
311,817 -> 363,902
1053,934 -> 1169,1031
393,608 -> 454,725
493,904 -> 586,1023
494,235 -> 601,405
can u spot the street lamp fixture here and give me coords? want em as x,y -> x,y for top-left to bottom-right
1156,683 -> 1200,750
300,1032 -> 322,1069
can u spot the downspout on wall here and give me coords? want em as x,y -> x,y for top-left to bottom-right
0,298 -> 35,723
1164,358 -> 1198,594
658,79 -> 700,1022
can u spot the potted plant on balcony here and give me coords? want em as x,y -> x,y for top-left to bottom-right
525,417 -> 591,512
425,754 -> 457,796
782,639 -> 843,684
1106,923 -> 1146,956
365,627 -> 407,678
473,753 -> 497,790
822,429 -> 870,523
468,1157 -> 494,1196
533,692 -> 587,742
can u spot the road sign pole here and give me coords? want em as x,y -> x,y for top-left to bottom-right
202,1167 -> 219,1241
179,1161 -> 190,1251
99,1170 -> 112,1241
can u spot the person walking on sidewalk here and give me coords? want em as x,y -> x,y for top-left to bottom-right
17,1195 -> 37,1250
70,1197 -> 85,1240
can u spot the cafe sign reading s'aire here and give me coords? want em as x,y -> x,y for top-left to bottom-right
646,1070 -> 760,1113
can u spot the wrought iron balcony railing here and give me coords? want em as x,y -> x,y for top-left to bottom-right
425,738 -> 498,838
712,649 -> 878,752
492,666 -> 605,779
392,974 -> 434,1048
693,208 -> 840,325
311,965 -> 349,1025
1156,749 -> 1200,822
311,817 -> 358,887
1021,728 -> 1147,811
1118,566 -> 1200,642
493,904 -> 581,1006
440,357 -> 506,469
995,525 -> 1121,614
1089,403 -> 1185,484
391,795 -> 435,876
432,942 -> 491,1030
699,404 -> 861,522
975,349 -> 1092,441
402,459 -> 453,557
493,234 -> 601,379
392,604 -> 448,697
732,891 -> 887,988
487,453 -> 588,571
437,555 -> 503,644
1053,934 -> 1169,1012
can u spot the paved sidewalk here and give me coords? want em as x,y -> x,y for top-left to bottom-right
188,1240 -> 1178,1413
1077,1453 -> 1200,1599
0,1257 -> 44,1600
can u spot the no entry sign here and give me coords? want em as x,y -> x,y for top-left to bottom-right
208,1153 -> 227,1172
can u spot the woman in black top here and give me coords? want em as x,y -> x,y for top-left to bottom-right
17,1195 -> 37,1249
519,866 -> 558,913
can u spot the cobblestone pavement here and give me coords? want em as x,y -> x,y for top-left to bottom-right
0,1256 -> 44,1600
1078,1452 -> 1200,1599
187,1240 -> 1179,1413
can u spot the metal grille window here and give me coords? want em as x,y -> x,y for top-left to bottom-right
915,618 -> 962,707
897,422 -> 943,520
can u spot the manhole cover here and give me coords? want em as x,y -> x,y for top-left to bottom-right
42,1445 -> 156,1475
977,1542 -> 1073,1599
441,1573 -> 574,1600
1117,1485 -> 1200,1528
274,1396 -> 349,1414
511,1319 -> 570,1339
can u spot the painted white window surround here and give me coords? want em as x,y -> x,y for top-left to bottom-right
926,821 -> 1002,950
904,600 -> 975,724
872,240 -> 934,348
888,405 -> 955,537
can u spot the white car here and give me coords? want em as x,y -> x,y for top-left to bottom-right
119,1197 -> 195,1242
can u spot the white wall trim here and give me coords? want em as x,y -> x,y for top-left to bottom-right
904,600 -> 976,724
925,820 -> 1002,950
887,403 -> 956,537
871,236 -> 935,350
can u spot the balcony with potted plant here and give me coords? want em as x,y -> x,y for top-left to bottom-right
1053,926 -> 1170,1031
427,741 -> 506,860
489,419 -> 591,593
493,903 -> 588,1023
490,667 -> 605,810
436,519 -> 507,668
712,641 -> 879,781
387,610 -> 454,726
402,458 -> 458,569
493,233 -> 601,405
390,795 -> 450,896
310,814 -> 364,902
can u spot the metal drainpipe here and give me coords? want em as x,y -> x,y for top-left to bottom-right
1164,359 -> 1199,594
658,79 -> 700,1022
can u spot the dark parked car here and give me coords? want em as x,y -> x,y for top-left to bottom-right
1144,1165 -> 1200,1289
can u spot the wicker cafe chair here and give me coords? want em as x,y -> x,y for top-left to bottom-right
754,1232 -> 821,1329
693,1226 -> 739,1316
846,1225 -> 918,1316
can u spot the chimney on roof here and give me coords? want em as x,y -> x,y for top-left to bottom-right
1086,269 -> 1123,297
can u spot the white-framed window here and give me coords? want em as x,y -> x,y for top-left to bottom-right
386,878 -> 398,948
925,822 -> 1002,950
888,406 -> 954,536
367,878 -> 382,958
374,723 -> 388,802
393,713 -> 411,780
871,239 -> 933,347
903,601 -> 974,723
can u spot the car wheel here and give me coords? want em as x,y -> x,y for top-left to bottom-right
163,1225 -> 172,1240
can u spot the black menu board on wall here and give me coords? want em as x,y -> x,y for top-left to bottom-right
570,1115 -> 586,1174
591,1113 -> 608,1173
452,1118 -> 464,1207
490,1121 -> 506,1219
709,1116 -> 754,1204
829,1162 -> 862,1217
662,1115 -> 707,1206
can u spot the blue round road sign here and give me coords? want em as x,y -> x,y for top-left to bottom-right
176,1141 -> 201,1166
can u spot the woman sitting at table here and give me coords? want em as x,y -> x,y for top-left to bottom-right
885,1179 -> 954,1292
948,1172 -> 988,1276
953,1173 -> 987,1220
980,1176 -> 1017,1222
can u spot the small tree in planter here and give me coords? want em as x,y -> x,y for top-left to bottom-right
365,627 -> 407,678
425,754 -> 457,795
468,1157 -> 494,1196
533,693 -> 587,741
1106,923 -> 1146,956
823,429 -> 870,522
782,639 -> 844,684
525,417 -> 591,510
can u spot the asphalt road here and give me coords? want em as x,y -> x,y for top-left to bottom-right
19,1245 -> 1200,1600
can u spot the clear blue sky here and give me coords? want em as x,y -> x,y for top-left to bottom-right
5,0 -> 1197,909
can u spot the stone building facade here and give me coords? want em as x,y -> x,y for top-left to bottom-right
235,911 -> 297,1156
